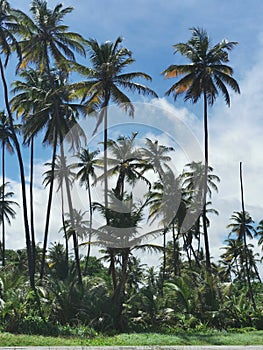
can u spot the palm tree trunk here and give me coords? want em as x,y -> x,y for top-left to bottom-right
239,162 -> 256,310
61,187 -> 69,269
40,132 -> 58,280
102,94 -> 110,214
0,57 -> 35,289
30,138 -> 36,271
112,248 -> 129,331
1,140 -> 5,266
60,140 -> 82,286
84,176 -> 92,275
203,91 -> 211,272
163,227 -> 167,281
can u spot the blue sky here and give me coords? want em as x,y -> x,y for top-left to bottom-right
2,0 -> 263,272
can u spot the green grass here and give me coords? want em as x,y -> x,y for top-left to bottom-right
0,330 -> 263,346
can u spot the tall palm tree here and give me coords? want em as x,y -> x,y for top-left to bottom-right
0,182 -> 19,266
147,168 -> 183,280
74,148 -> 99,273
14,0 -> 86,282
76,37 -> 158,209
11,68 -> 51,264
17,0 -> 86,74
163,27 -> 240,271
18,69 -> 85,282
43,155 -> 76,266
0,0 -> 35,288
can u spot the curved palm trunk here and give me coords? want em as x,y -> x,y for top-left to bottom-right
0,57 -> 35,289
1,140 -> 5,266
203,91 -> 211,272
239,162 -> 256,310
60,141 -> 82,285
40,132 -> 58,280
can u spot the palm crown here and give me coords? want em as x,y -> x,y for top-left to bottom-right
163,27 -> 240,106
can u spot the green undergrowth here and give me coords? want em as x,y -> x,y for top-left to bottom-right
0,329 -> 263,346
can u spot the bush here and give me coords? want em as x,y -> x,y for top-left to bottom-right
13,315 -> 58,336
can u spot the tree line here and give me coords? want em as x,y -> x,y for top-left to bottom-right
0,0 -> 262,334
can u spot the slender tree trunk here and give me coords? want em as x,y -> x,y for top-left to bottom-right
1,141 -> 5,266
84,176 -> 92,275
30,138 -> 36,271
61,187 -> 69,269
239,162 -> 256,310
40,132 -> 58,280
103,99 -> 109,211
163,227 -> 167,281
203,91 -> 211,272
60,141 -> 82,285
112,248 -> 129,331
172,221 -> 178,276
0,57 -> 35,289
109,249 -> 117,291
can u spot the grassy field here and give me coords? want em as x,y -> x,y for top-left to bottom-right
0,330 -> 263,346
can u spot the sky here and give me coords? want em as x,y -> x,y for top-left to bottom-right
2,0 -> 263,274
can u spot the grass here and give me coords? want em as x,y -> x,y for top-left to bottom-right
0,330 -> 263,346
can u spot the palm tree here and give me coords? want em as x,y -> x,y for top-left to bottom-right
74,148 -> 99,274
17,0 -> 86,74
11,68 -> 51,264
181,161 -> 220,256
227,210 -> 257,309
18,69 -> 85,282
14,0 -> 86,282
77,37 -> 158,209
0,0 -> 35,288
43,155 -> 76,266
163,27 -> 240,271
147,169 -> 183,281
93,192 -> 162,330
99,133 -> 151,200
0,182 -> 19,266
141,138 -> 174,180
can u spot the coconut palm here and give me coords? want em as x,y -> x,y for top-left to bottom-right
43,155 -> 76,265
76,37 -> 158,209
163,27 -> 240,271
17,0 -> 86,74
0,182 -> 19,266
11,68 -> 52,264
74,148 -> 99,273
227,210 -> 257,309
141,138 -> 174,180
19,69 -> 85,282
93,192 -> 162,330
0,0 -> 35,288
147,168 -> 183,280
98,133 -> 151,200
